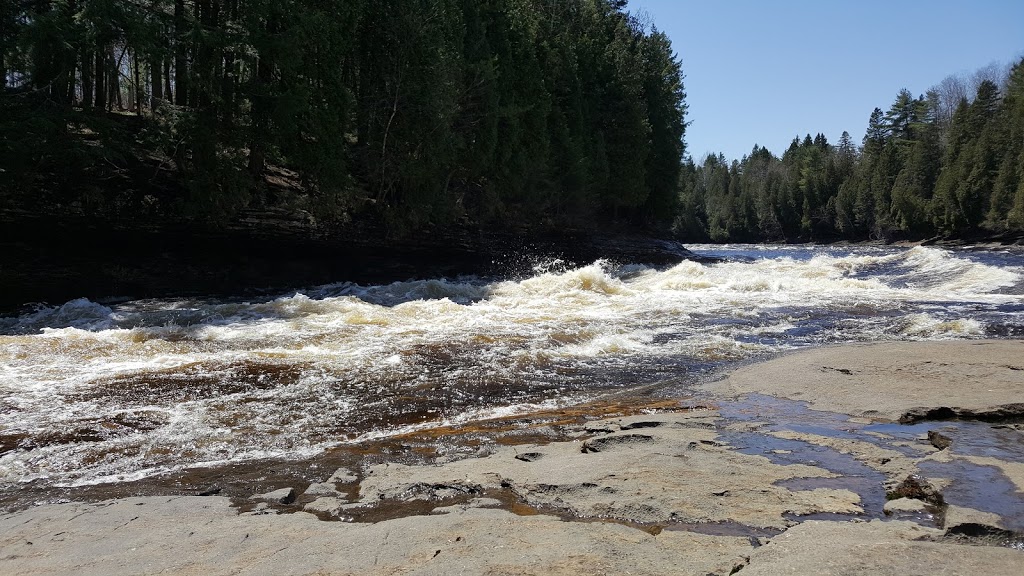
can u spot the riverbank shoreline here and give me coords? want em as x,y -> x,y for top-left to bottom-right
2,340 -> 1023,575
0,217 -> 717,315
3,210 -> 1021,316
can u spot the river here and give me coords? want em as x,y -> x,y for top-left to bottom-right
2,244 -> 1023,491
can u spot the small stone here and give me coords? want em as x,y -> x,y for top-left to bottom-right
943,505 -> 1005,533
304,482 -> 341,497
197,485 -> 221,496
887,475 -> 944,506
514,452 -> 544,462
883,498 -> 928,515
927,430 -> 952,450
303,497 -> 346,515
251,487 -> 297,505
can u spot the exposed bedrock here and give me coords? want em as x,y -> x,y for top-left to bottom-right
354,412 -> 862,530
704,340 -> 1024,423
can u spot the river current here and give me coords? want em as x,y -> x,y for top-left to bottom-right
2,244 -> 1023,489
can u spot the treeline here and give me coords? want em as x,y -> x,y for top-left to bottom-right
677,59 -> 1024,242
1,0 -> 685,232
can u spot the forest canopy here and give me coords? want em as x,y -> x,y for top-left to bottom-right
4,2 -> 1022,244
677,59 -> 1024,242
0,0 -> 687,234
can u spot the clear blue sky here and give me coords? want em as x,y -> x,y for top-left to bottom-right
627,0 -> 1024,161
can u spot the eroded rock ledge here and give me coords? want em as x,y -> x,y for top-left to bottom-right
4,401 -> 1023,575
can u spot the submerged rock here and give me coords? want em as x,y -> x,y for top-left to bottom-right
927,430 -> 952,450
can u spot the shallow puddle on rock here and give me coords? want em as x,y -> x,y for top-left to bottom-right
869,420 -> 1024,461
714,393 -> 1024,536
919,458 -> 1024,533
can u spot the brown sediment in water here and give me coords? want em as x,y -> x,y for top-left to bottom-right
388,396 -> 710,444
0,394 -> 702,516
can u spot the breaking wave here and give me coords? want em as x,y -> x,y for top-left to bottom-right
1,245 -> 1022,486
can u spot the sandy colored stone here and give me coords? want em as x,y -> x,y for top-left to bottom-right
0,496 -> 753,576
883,498 -> 928,514
358,412 -> 862,529
303,496 -> 348,516
250,487 -> 296,504
943,505 -> 1007,532
704,340 -> 1024,421
742,520 -> 1022,575
303,482 -> 342,497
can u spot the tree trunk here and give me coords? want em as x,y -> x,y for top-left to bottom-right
109,49 -> 121,111
174,0 -> 188,106
133,48 -> 143,113
95,45 -> 106,112
164,55 -> 173,102
221,0 -> 236,117
65,57 -> 77,107
50,55 -> 69,106
248,13 -> 274,179
81,49 -> 93,109
151,56 -> 163,109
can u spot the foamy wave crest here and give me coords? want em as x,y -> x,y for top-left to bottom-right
892,313 -> 985,338
895,246 -> 1022,293
310,278 -> 491,306
0,298 -> 115,334
2,244 -> 1023,488
506,260 -> 633,297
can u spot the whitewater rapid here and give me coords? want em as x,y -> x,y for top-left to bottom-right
1,245 -> 1023,487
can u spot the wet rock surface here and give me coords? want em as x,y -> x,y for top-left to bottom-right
2,342 -> 1024,574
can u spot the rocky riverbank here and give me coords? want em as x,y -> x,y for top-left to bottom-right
2,341 -> 1023,575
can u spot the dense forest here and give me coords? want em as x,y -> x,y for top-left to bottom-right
3,2 -> 1023,245
0,0 -> 686,234
677,59 -> 1024,242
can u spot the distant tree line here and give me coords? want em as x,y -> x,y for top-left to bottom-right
1,0 -> 686,233
677,58 -> 1024,242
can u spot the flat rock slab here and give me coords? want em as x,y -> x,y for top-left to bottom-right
0,496 -> 752,576
357,411 -> 861,529
704,340 -> 1024,422
741,520 -> 1022,575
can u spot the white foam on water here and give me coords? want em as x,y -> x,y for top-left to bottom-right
1,245 -> 1022,486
